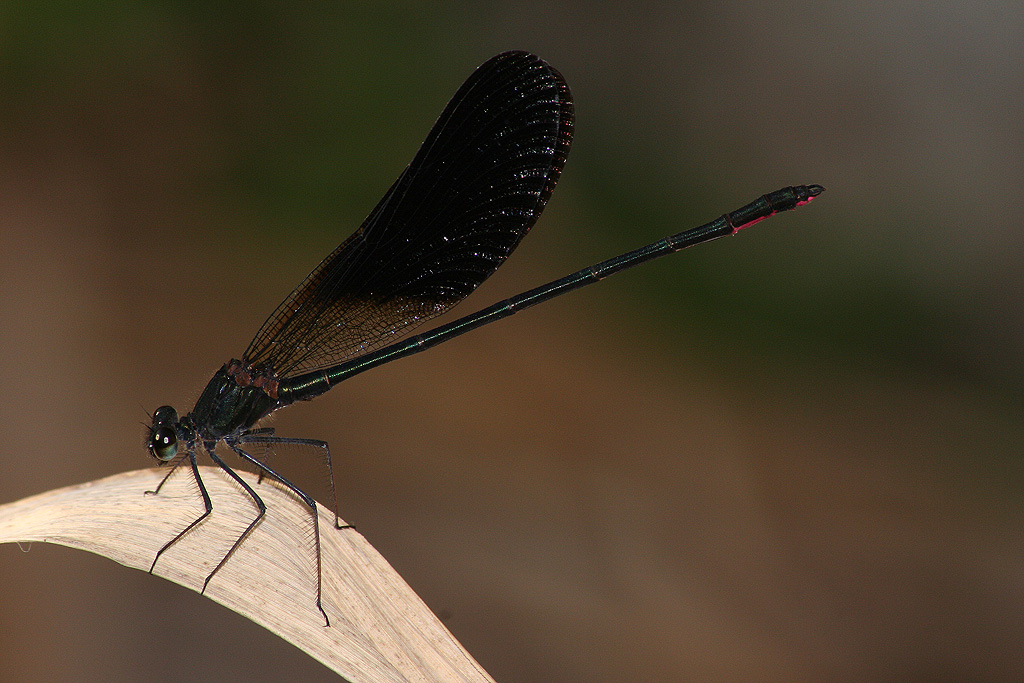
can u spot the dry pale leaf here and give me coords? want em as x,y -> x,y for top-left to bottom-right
0,467 -> 495,683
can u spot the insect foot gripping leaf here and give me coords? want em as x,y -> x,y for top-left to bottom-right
0,467 -> 499,683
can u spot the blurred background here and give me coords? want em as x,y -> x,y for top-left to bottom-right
1,2 -> 1022,682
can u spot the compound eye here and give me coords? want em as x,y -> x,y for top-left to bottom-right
150,426 -> 178,462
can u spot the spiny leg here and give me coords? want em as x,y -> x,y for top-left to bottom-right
203,446 -> 266,595
230,439 -> 331,627
242,428 -> 276,484
145,452 -> 188,496
240,434 -> 348,530
149,449 -> 212,573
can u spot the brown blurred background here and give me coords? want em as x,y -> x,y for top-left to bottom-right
1,2 -> 1022,682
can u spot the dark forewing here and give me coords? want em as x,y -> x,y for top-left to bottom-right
243,51 -> 574,378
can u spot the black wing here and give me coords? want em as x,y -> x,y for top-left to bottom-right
243,51 -> 574,378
